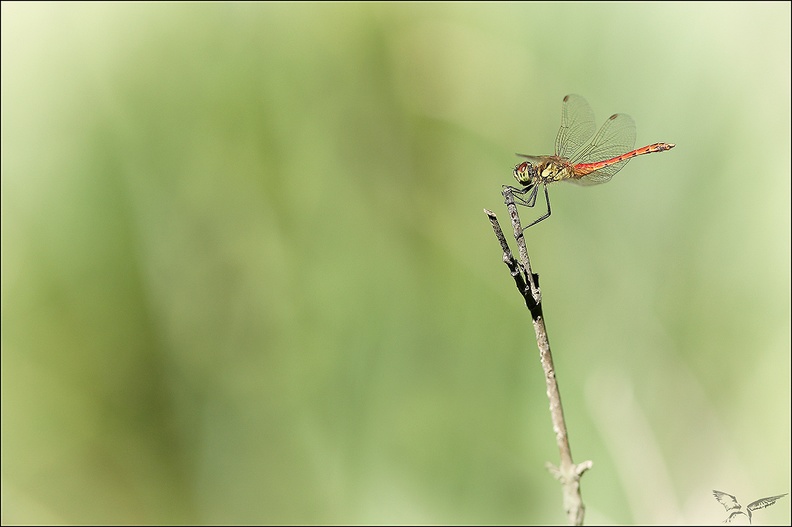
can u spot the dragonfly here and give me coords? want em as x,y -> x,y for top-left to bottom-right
508,94 -> 675,230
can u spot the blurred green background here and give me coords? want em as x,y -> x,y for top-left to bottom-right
2,2 -> 790,525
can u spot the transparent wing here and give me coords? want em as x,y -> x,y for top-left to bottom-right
566,166 -> 627,186
567,112 -> 637,186
515,154 -> 546,163
570,112 -> 637,166
554,94 -> 596,159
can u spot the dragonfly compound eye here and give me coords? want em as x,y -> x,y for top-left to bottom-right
513,161 -> 536,186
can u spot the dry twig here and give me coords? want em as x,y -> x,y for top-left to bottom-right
484,187 -> 593,525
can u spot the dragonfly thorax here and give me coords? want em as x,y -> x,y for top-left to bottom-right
513,158 -> 573,187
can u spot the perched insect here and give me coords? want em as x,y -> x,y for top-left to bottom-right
508,94 -> 675,230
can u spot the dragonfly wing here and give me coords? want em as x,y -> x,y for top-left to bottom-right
565,165 -> 628,186
516,154 -> 545,163
568,112 -> 637,184
555,94 -> 596,160
570,112 -> 637,165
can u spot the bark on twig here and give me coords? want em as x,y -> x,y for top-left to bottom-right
484,187 -> 592,525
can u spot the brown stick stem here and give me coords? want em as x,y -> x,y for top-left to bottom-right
484,187 -> 592,525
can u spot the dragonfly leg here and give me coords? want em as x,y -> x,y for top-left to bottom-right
505,184 -> 539,207
521,184 -> 551,231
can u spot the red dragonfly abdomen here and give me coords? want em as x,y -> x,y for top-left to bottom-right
573,142 -> 675,176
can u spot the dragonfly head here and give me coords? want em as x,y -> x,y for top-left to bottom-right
513,161 -> 537,186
